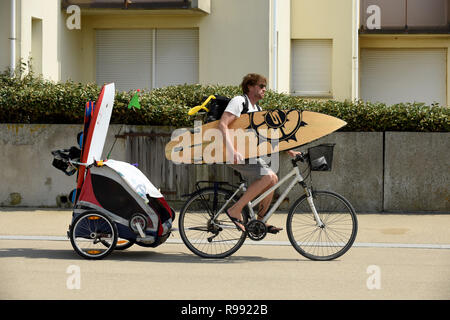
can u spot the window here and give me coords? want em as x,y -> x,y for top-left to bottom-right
31,18 -> 43,75
291,39 -> 332,97
360,48 -> 446,105
154,29 -> 199,88
96,29 -> 199,92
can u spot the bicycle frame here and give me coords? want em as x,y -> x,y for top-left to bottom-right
213,165 -> 325,228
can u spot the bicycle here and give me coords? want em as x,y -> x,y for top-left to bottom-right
178,143 -> 358,261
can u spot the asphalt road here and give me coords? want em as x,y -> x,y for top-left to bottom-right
0,209 -> 449,300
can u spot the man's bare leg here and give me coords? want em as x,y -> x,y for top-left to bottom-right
226,173 -> 278,230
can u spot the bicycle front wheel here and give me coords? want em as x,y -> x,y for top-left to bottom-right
179,188 -> 248,259
287,191 -> 357,261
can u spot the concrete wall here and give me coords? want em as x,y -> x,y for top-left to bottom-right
384,132 -> 450,212
279,132 -> 384,212
0,124 -> 126,207
0,124 -> 448,212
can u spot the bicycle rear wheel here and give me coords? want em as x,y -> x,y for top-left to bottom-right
287,190 -> 357,261
179,188 -> 248,258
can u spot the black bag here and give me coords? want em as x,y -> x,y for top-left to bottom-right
204,95 -> 259,123
51,146 -> 81,176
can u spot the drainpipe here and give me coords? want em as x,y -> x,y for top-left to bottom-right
272,0 -> 278,92
10,0 -> 16,77
352,0 -> 360,101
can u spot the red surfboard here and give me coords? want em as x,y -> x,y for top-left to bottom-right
75,83 -> 115,202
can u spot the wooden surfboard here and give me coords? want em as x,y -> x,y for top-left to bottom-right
75,83 -> 115,197
165,110 -> 346,164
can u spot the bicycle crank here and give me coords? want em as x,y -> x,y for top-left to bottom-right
246,220 -> 267,241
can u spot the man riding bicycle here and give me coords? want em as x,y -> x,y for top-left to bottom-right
218,73 -> 301,233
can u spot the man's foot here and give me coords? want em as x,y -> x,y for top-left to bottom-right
266,225 -> 283,234
225,210 -> 246,232
257,215 -> 282,234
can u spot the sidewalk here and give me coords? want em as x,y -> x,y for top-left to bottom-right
0,208 -> 449,246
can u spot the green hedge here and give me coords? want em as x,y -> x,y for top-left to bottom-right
0,71 -> 449,132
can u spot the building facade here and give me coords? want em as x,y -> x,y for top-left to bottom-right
1,0 -> 449,106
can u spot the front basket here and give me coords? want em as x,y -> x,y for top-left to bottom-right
308,143 -> 335,171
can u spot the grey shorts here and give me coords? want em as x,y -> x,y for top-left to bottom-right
228,158 -> 273,181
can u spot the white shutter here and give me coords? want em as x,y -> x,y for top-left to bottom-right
360,48 -> 446,106
291,39 -> 332,96
96,29 -> 152,92
155,29 -> 199,88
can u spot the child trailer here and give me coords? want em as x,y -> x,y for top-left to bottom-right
51,83 -> 175,260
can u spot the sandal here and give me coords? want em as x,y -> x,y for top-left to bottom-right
266,225 -> 283,234
257,213 -> 282,234
225,210 -> 246,232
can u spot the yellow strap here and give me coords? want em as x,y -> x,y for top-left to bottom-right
188,95 -> 216,116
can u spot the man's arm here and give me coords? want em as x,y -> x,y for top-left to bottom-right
218,111 -> 243,164
286,150 -> 302,157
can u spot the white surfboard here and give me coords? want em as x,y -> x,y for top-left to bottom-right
83,83 -> 115,165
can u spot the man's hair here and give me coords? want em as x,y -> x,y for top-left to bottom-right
241,73 -> 267,94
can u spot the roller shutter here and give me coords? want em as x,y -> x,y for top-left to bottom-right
96,29 -> 198,91
360,48 -> 446,106
96,29 -> 153,92
291,39 -> 332,97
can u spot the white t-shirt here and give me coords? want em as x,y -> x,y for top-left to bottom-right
224,95 -> 260,117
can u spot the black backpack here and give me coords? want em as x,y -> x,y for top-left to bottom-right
204,95 -> 261,123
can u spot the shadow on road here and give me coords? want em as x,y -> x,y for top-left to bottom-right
0,247 -> 308,263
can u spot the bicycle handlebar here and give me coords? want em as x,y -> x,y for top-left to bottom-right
291,152 -> 308,167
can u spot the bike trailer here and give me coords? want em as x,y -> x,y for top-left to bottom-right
50,83 -> 175,259
74,159 -> 175,247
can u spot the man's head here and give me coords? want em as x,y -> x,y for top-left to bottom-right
241,73 -> 267,102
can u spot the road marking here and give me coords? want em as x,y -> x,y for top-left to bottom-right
0,235 -> 68,241
0,235 -> 449,250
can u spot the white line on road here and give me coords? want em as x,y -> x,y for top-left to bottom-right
0,235 -> 68,241
0,235 -> 449,250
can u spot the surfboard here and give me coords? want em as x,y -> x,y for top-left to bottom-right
75,83 -> 115,199
165,109 -> 346,164
74,100 -> 95,202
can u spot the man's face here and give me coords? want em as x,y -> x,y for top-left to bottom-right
248,81 -> 266,101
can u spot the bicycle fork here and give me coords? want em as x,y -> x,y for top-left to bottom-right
300,182 -> 325,228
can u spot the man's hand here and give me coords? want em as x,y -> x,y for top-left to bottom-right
233,150 -> 244,164
286,150 -> 302,158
